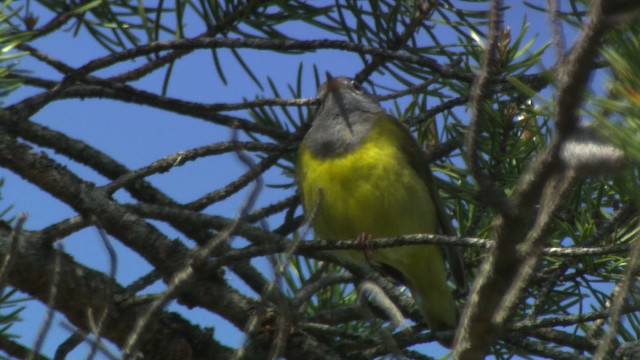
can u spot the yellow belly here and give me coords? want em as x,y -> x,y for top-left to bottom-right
298,119 -> 437,241
297,118 -> 456,332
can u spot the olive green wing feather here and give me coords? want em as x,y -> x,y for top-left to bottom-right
386,115 -> 467,290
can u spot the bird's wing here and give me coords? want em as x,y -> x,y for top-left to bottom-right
386,114 -> 467,290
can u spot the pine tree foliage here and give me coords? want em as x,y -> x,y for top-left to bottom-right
0,0 -> 637,359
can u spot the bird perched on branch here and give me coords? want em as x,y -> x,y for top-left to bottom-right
296,73 -> 465,346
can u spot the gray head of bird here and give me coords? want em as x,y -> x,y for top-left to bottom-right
303,74 -> 385,158
315,73 -> 383,120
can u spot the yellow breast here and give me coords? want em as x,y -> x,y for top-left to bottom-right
297,118 -> 437,240
297,117 -> 456,332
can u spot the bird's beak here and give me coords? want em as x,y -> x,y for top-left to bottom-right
324,71 -> 342,93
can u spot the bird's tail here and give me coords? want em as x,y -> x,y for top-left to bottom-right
403,245 -> 457,347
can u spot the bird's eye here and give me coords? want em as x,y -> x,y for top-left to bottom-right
350,80 -> 363,93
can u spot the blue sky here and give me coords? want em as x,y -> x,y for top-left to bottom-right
0,2 -> 566,358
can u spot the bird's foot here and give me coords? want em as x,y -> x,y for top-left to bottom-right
357,232 -> 374,263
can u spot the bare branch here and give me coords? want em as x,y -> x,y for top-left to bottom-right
54,332 -> 85,360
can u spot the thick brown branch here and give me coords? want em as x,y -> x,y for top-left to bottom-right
0,102 -> 274,296
453,1 -> 613,357
0,227 -> 232,359
0,134 -> 255,327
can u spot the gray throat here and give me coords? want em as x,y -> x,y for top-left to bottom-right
303,107 -> 378,159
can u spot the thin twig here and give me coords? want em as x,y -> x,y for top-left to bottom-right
355,0 -> 438,82
512,304 -> 640,330
59,322 -> 119,360
528,327 -> 596,353
54,331 -> 85,360
404,95 -> 469,128
17,43 -> 74,74
108,0 -> 271,84
375,75 -> 441,102
185,141 -> 291,211
246,195 -> 298,224
547,0 -> 566,60
62,38 -> 471,85
39,216 -> 90,244
503,334 -> 591,360
103,141 -> 290,195
207,233 -> 631,269
292,273 -> 354,309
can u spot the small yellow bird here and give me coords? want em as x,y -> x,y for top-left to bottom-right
296,74 -> 465,343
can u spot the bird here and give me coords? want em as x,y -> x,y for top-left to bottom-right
296,73 -> 465,345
